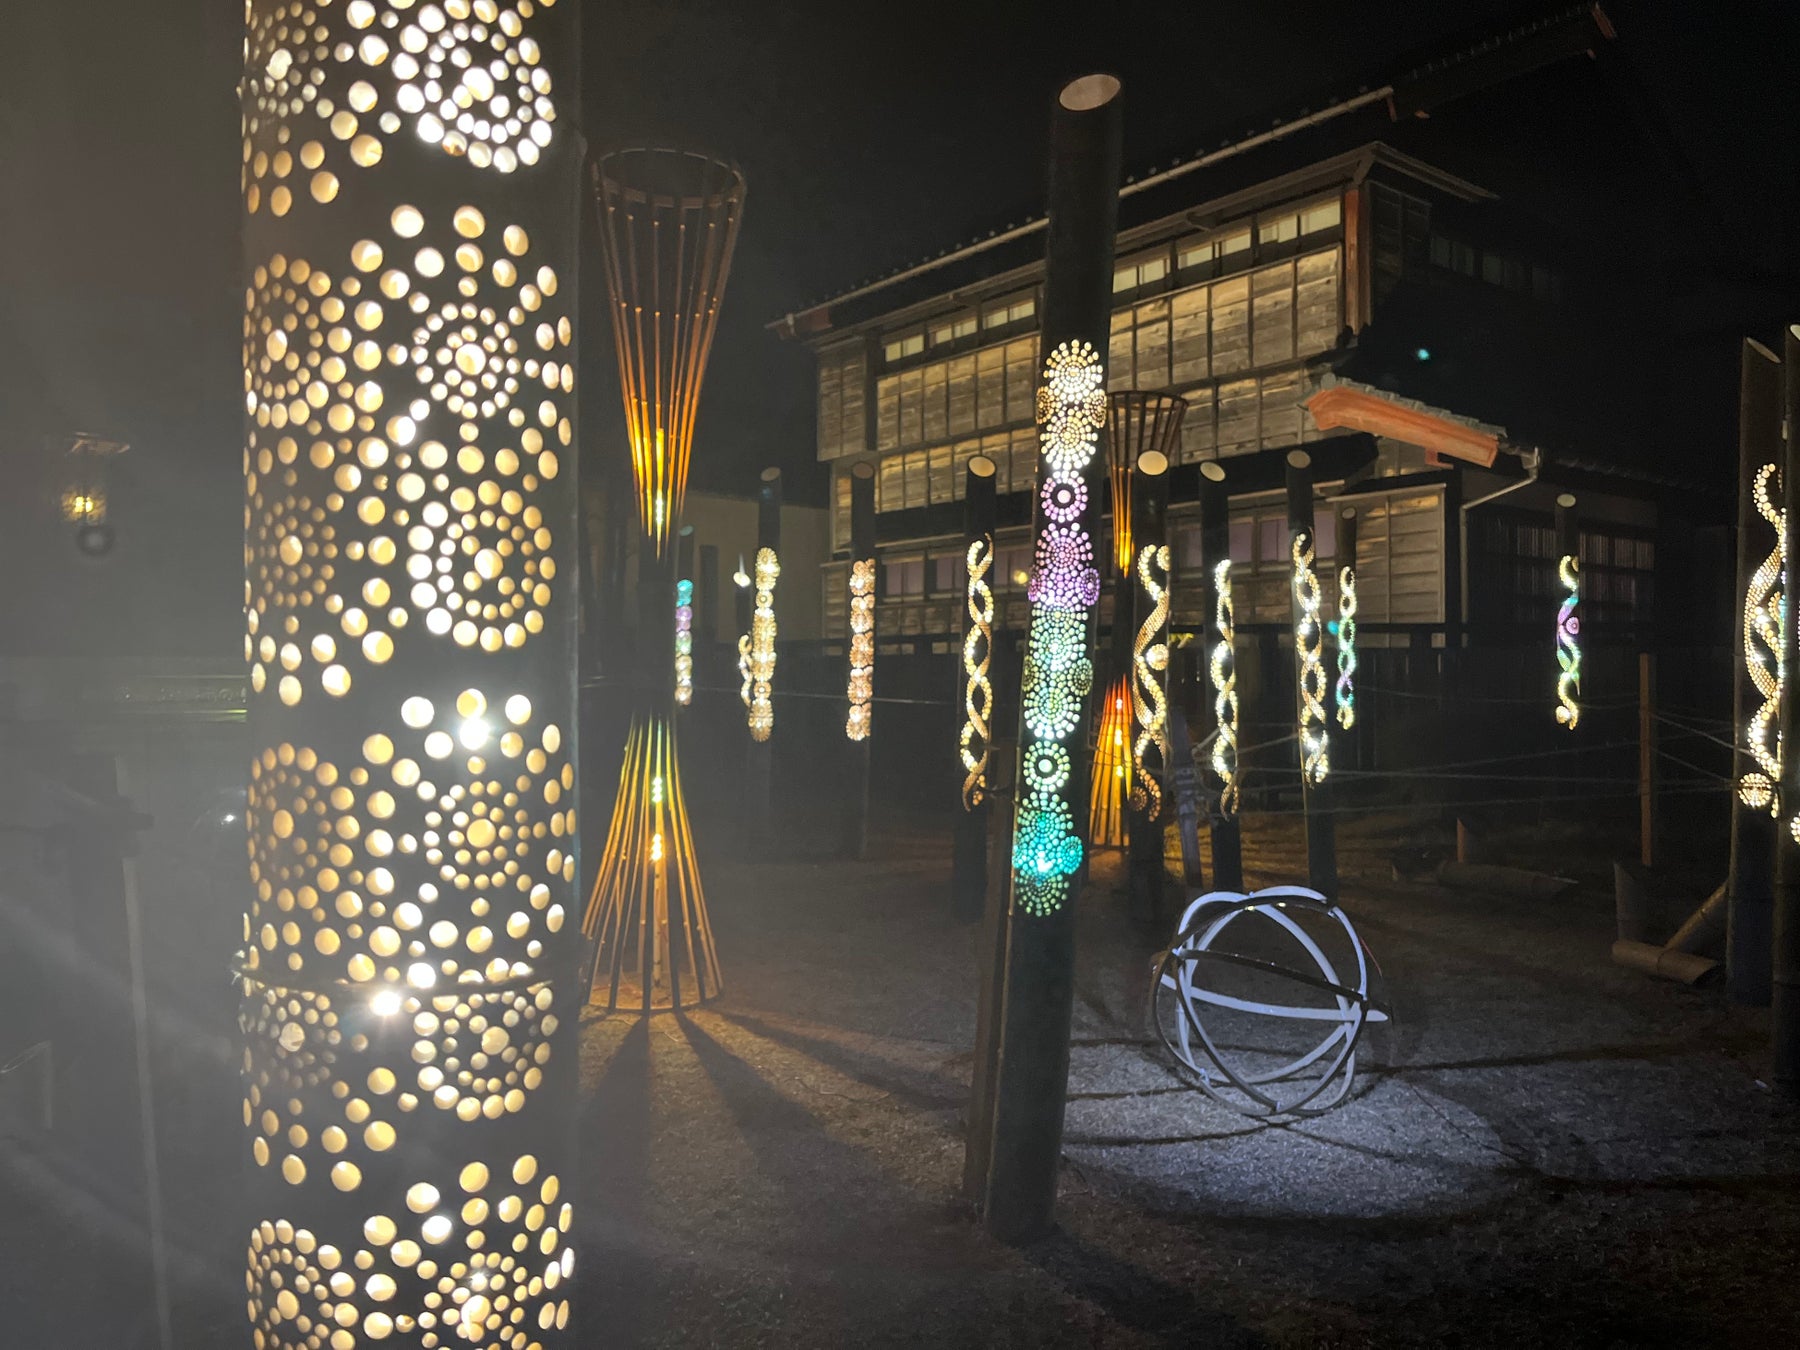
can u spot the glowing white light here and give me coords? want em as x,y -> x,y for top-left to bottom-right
370,989 -> 403,1017
1211,560 -> 1239,817
1292,533 -> 1330,786
846,559 -> 875,741
1556,554 -> 1581,731
739,548 -> 779,741
961,537 -> 994,810
1131,543 -> 1171,817
1335,566 -> 1357,731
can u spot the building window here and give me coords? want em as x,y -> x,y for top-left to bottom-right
1300,200 -> 1342,236
982,290 -> 1036,330
816,342 -> 868,461
1114,248 -> 1171,293
882,330 -> 925,363
882,555 -> 926,599
1178,225 -> 1251,272
929,311 -> 978,347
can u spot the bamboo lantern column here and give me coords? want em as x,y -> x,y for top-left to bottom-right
1199,460 -> 1243,891
1729,338 -> 1782,1006
1335,507 -> 1359,741
1091,392 -> 1186,851
237,1 -> 583,1341
841,463 -> 877,857
1287,451 -> 1337,896
952,454 -> 999,920
584,149 -> 744,1012
740,468 -> 782,853
1554,493 -> 1582,732
1775,324 -> 1800,1092
1127,448 -> 1173,918
972,72 -> 1123,1247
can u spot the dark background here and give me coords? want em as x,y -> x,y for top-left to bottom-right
1,0 -> 1795,656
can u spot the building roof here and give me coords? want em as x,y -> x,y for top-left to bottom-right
769,3 -> 1613,341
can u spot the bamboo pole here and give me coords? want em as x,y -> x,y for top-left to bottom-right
976,72 -> 1124,1246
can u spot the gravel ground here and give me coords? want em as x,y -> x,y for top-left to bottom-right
7,803 -> 1797,1346
570,812 -> 1800,1348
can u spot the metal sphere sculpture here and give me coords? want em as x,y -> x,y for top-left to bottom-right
1150,887 -> 1389,1117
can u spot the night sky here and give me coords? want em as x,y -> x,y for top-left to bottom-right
0,1 -> 1794,653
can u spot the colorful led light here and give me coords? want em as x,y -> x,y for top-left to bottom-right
1293,534 -> 1330,785
1211,560 -> 1239,817
741,546 -> 779,742
1743,464 -> 1784,813
1556,553 -> 1581,731
846,558 -> 875,741
1132,543 -> 1171,817
961,537 -> 994,810
1013,340 -> 1105,917
675,578 -> 694,708
1335,565 -> 1357,731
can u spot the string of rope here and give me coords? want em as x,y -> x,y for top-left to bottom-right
1654,750 -> 1734,785
1247,781 -> 1728,818
1356,683 -> 1639,708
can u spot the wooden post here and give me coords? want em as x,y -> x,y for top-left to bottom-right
1774,324 -> 1800,1093
1128,450 -> 1172,919
1729,338 -> 1782,1006
974,72 -> 1123,1246
1287,451 -> 1337,896
1639,652 -> 1657,870
953,455 -> 1000,919
1199,460 -> 1243,891
842,463 -> 876,857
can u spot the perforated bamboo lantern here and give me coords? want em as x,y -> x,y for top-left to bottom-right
237,2 -> 582,1342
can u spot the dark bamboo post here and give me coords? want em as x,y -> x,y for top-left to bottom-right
953,454 -> 1000,919
1127,449 -> 1172,919
1287,451 -> 1337,895
842,463 -> 877,857
1774,325 -> 1800,1092
975,72 -> 1123,1247
1729,339 -> 1782,1006
1199,460 -> 1243,891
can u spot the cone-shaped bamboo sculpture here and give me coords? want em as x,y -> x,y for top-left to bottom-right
584,149 -> 744,1011
236,1 -> 583,1341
